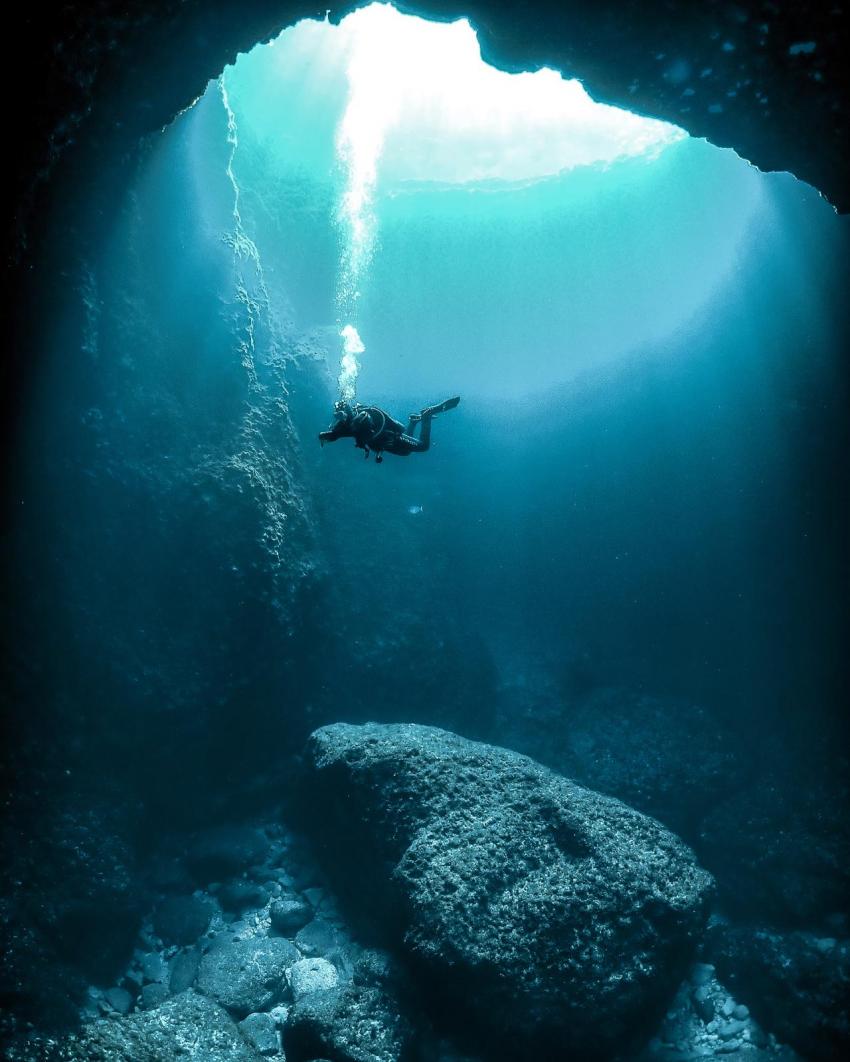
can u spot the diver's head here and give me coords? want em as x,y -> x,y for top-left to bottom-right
332,399 -> 354,424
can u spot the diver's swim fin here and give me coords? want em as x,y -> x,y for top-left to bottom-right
423,396 -> 461,417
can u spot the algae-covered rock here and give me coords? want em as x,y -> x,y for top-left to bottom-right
12,991 -> 258,1061
196,936 -> 298,1016
302,722 -> 713,1058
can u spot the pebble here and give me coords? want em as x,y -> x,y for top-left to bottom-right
238,1012 -> 279,1056
720,997 -> 736,1018
732,1003 -> 749,1020
288,957 -> 339,1000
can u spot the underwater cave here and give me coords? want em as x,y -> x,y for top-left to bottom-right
1,2 -> 848,1060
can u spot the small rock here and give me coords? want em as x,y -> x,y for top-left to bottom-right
303,887 -> 327,908
284,984 -> 413,1062
270,896 -> 313,936
295,920 -> 340,958
269,1004 -> 290,1027
104,987 -> 133,1015
289,958 -> 339,1001
721,997 -> 736,1018
353,948 -> 400,988
139,982 -> 170,1010
691,963 -> 715,986
238,1012 -> 279,1056
169,948 -> 201,994
732,1003 -> 749,1020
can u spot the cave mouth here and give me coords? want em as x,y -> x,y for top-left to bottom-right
182,0 -> 775,405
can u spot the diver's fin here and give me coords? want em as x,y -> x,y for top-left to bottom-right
423,396 -> 461,417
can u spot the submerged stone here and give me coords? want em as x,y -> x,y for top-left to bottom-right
196,936 -> 298,1016
284,984 -> 413,1062
169,947 -> 200,994
238,1011 -> 279,1056
302,722 -> 713,1059
289,957 -> 340,1000
295,919 -> 341,957
32,990 -> 258,1061
270,895 -> 313,935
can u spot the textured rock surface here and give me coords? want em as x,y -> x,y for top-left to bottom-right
270,895 -> 313,935
284,984 -> 413,1062
303,722 -> 713,1058
197,936 -> 299,1016
288,957 -> 340,1000
707,921 -> 850,1061
9,991 -> 259,1061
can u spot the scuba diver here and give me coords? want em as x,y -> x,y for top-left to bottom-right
319,396 -> 460,463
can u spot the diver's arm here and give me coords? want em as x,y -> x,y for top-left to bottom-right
318,430 -> 339,445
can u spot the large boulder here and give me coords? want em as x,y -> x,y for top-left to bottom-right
302,723 -> 713,1059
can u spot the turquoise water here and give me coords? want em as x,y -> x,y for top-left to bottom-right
3,6 -> 848,1057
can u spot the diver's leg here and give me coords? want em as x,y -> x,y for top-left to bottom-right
409,411 -> 433,452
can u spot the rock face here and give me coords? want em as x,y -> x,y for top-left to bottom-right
303,723 -> 714,1059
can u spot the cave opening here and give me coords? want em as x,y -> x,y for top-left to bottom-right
74,0 -> 846,760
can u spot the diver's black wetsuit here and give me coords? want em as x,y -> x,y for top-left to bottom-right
319,397 -> 459,462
